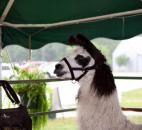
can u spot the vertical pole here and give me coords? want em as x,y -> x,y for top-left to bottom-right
0,0 -> 15,109
28,35 -> 32,61
0,28 -> 2,108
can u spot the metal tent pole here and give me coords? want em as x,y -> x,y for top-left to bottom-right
0,0 -> 15,108
0,8 -> 142,28
0,0 -> 14,21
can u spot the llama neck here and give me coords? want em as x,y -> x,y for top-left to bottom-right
78,73 -> 123,116
77,72 -> 126,129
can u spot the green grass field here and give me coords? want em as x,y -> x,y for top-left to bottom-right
120,88 -> 142,108
45,118 -> 77,130
120,88 -> 142,123
44,88 -> 142,130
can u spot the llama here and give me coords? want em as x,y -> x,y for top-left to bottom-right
54,34 -> 142,130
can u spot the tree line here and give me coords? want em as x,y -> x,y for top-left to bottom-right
2,39 -> 120,65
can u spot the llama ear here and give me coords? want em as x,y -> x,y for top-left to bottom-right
68,36 -> 78,46
76,33 -> 100,52
68,34 -> 90,47
76,34 -> 93,47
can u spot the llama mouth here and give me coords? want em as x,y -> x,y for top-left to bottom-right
57,72 -> 65,77
54,71 -> 67,77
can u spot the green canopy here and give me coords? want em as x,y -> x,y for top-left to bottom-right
0,0 -> 142,49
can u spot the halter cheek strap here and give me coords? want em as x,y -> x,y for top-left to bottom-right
62,58 -> 96,81
63,58 -> 75,80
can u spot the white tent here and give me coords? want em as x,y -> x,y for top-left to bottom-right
113,35 -> 142,72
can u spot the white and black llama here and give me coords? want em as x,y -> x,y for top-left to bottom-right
54,34 -> 142,130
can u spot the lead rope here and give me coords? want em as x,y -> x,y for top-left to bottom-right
62,58 -> 75,80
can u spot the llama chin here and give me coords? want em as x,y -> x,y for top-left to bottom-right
54,34 -> 142,130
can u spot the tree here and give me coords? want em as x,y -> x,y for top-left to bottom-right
115,55 -> 130,67
2,46 -> 29,62
2,43 -> 75,62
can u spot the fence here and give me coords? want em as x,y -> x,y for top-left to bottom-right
5,76 -> 142,117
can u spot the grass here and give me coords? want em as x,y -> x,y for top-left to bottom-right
120,88 -> 142,107
120,87 -> 142,123
45,118 -> 77,130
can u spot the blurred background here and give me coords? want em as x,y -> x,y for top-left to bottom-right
1,35 -> 142,130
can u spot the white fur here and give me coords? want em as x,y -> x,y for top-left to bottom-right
56,46 -> 142,130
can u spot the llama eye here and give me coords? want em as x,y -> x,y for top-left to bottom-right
75,55 -> 90,67
75,55 -> 84,61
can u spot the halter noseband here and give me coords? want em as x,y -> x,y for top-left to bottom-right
62,58 -> 96,81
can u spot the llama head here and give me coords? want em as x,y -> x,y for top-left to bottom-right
54,34 -> 116,96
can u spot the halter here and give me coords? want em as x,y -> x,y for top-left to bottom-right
62,58 -> 96,81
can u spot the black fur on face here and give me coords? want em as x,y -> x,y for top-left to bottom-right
68,34 -> 116,97
75,54 -> 91,68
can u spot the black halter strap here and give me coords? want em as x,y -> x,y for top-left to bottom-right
62,58 -> 96,81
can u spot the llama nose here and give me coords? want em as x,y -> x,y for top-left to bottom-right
54,64 -> 63,74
